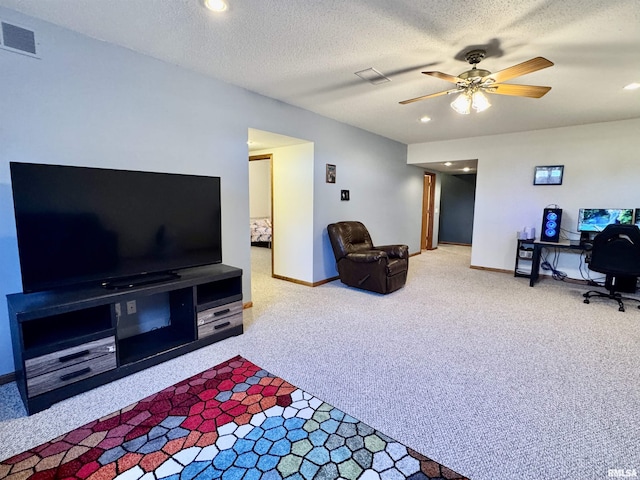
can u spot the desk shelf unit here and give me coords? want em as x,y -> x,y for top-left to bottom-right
514,239 -> 535,278
8,263 -> 243,415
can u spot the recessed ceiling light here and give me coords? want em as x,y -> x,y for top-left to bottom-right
444,162 -> 452,167
204,0 -> 228,12
419,116 -> 431,123
624,82 -> 640,90
463,167 -> 471,172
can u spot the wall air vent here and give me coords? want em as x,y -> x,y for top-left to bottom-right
1,21 -> 38,57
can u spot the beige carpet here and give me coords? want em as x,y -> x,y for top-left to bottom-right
1,245 -> 639,480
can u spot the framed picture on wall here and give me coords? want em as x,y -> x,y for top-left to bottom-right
326,164 -> 336,183
534,165 -> 564,185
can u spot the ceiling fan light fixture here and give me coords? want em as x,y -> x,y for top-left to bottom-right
450,89 -> 491,114
401,50 -> 553,112
450,92 -> 471,115
471,90 -> 491,112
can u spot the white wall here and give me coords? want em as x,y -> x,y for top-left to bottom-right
253,138 -> 426,284
249,159 -> 271,219
0,7 -> 424,375
253,144 -> 315,282
272,144 -> 314,282
408,118 -> 640,278
249,127 -> 424,284
312,129 -> 424,280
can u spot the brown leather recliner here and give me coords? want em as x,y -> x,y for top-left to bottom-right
327,221 -> 409,294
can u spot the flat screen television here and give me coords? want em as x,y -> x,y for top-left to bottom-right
10,162 -> 222,293
577,208 -> 634,232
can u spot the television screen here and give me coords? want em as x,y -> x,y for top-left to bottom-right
577,208 -> 634,232
10,162 -> 222,293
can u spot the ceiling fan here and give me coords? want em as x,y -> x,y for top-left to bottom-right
399,49 -> 553,114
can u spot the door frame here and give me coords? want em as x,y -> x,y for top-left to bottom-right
249,154 -> 274,275
421,172 -> 436,250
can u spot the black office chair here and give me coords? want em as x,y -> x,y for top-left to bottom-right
583,224 -> 640,311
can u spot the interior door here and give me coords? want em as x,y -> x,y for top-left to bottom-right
421,172 -> 436,250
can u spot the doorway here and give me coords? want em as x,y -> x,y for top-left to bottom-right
248,154 -> 274,277
421,172 -> 436,250
247,128 -> 314,285
438,173 -> 476,245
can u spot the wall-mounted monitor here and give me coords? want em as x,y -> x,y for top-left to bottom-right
577,208 -> 634,232
533,165 -> 564,185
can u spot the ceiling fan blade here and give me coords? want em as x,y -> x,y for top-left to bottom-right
399,88 -> 459,105
423,71 -> 464,84
486,84 -> 551,98
482,57 -> 553,84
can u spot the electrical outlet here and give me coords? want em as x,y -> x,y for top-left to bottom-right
126,300 -> 137,315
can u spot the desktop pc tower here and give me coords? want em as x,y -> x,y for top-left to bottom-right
540,208 -> 562,242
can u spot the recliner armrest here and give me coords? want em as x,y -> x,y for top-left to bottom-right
376,244 -> 409,259
345,251 -> 388,263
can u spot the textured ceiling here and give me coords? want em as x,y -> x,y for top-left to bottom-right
1,0 -> 639,145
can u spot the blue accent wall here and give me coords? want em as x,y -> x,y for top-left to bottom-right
438,174 -> 476,244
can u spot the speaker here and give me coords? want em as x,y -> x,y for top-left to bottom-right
540,208 -> 562,242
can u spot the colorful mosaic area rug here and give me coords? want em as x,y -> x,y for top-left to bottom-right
0,356 -> 468,480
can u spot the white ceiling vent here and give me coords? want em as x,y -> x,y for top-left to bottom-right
1,21 -> 38,57
355,68 -> 391,85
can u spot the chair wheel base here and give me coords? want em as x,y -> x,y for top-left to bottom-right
583,288 -> 640,312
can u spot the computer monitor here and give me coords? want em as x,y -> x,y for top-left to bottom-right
577,208 -> 634,232
635,209 -> 640,226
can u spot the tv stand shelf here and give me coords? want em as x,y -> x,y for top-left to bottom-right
7,263 -> 243,415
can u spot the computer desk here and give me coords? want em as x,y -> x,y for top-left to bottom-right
529,240 -> 585,287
